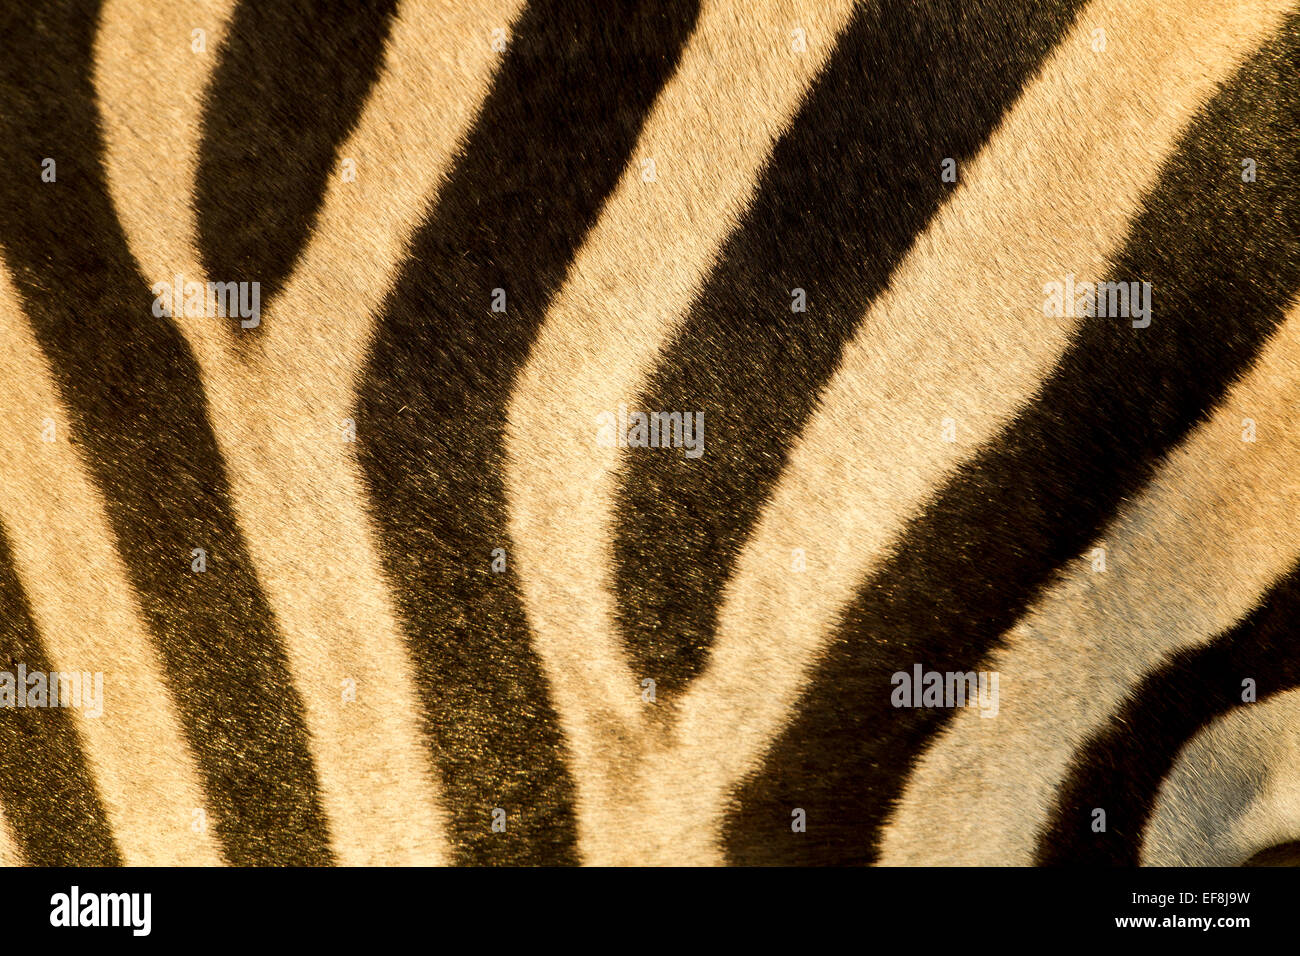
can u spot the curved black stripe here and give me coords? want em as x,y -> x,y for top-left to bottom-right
1037,562 -> 1300,866
724,14 -> 1300,866
1243,842 -> 1300,867
0,525 -> 119,866
196,0 -> 400,326
0,0 -> 332,865
356,0 -> 700,865
613,0 -> 1088,700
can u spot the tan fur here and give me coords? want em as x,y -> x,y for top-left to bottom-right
93,0 -> 534,863
1,0 -> 1293,865
882,297 -> 1300,865
505,0 -> 861,865
681,0 -> 1291,866
500,0 -> 1295,866
0,264 -> 221,865
1145,688 -> 1300,865
0,807 -> 18,866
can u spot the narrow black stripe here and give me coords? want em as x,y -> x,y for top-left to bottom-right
613,0 -> 1088,700
725,14 -> 1300,866
1038,562 -> 1300,866
0,0 -> 333,865
196,0 -> 400,325
0,524 -> 120,866
356,0 -> 700,865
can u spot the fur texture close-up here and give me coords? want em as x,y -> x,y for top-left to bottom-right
0,0 -> 1297,869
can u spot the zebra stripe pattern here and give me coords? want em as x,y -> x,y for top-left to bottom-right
0,0 -> 1296,866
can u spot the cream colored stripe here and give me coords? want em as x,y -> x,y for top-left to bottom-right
0,264 -> 222,866
505,0 -> 861,865
0,807 -> 21,867
881,297 -> 1300,865
92,0 -> 236,376
674,0 -> 1298,863
1144,687 -> 1300,866
96,0 -> 526,864
511,0 -> 1294,865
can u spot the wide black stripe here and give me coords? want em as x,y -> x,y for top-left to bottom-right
0,0 -> 333,865
356,0 -> 700,864
724,14 -> 1300,865
0,524 -> 120,866
196,0 -> 400,325
612,0 -> 1088,700
1038,562 -> 1300,866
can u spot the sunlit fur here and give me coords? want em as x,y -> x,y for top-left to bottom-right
0,0 -> 1295,865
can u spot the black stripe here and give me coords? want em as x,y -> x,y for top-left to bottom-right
724,13 -> 1300,865
612,0 -> 1088,700
196,0 -> 400,327
0,0 -> 333,865
1038,562 -> 1300,865
0,524 -> 120,866
1244,842 -> 1300,867
355,0 -> 700,864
